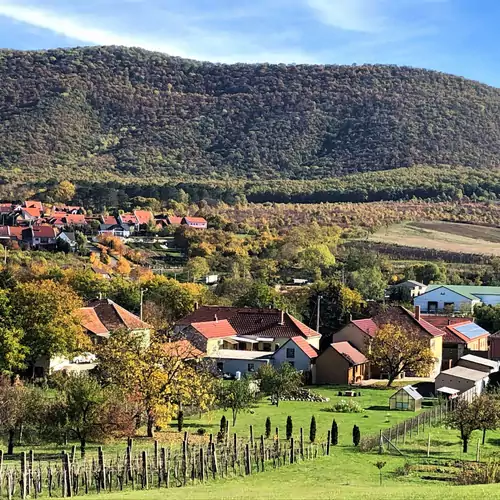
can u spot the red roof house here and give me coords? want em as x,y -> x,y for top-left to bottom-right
133,210 -> 154,225
182,216 -> 207,229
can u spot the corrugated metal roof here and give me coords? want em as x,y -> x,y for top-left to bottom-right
399,385 -> 423,400
439,366 -> 488,381
459,354 -> 498,369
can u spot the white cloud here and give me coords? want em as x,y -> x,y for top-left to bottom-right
306,0 -> 386,33
0,1 -> 317,63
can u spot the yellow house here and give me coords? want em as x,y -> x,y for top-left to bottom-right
333,306 -> 444,379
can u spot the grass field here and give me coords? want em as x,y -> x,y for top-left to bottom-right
4,387 -> 500,498
369,221 -> 500,255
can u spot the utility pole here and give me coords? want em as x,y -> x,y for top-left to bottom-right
316,295 -> 323,334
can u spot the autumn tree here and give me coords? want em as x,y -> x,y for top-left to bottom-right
52,181 -> 76,203
97,330 -> 215,438
50,373 -> 136,457
10,280 -> 88,370
257,363 -> 303,407
474,393 -> 500,445
0,378 -> 30,454
216,378 -> 256,426
367,323 -> 435,387
0,326 -> 27,375
447,398 -> 482,453
186,256 -> 210,281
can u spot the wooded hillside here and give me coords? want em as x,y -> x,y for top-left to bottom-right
1,45 -> 499,181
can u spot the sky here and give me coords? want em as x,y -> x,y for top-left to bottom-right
0,0 -> 499,86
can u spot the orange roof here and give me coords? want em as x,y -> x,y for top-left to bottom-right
183,217 -> 207,224
120,213 -> 138,224
22,207 -> 41,217
287,314 -> 321,338
330,342 -> 368,366
102,216 -> 118,225
191,320 -> 237,339
167,216 -> 183,225
352,319 -> 379,338
163,340 -> 203,359
64,214 -> 87,225
76,299 -> 150,336
134,210 -> 154,225
287,336 -> 318,358
25,200 -> 43,210
75,308 -> 109,336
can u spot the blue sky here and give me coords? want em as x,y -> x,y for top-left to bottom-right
0,0 -> 498,86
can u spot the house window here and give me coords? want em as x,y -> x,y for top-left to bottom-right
248,363 -> 255,372
428,301 -> 438,313
286,348 -> 295,359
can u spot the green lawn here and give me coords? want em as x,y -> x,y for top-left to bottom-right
3,386 -> 500,498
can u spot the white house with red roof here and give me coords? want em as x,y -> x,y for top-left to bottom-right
273,336 -> 318,373
176,306 -> 321,351
22,226 -> 59,250
182,216 -> 207,229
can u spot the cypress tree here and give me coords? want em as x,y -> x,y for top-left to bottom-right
286,416 -> 293,440
353,425 -> 360,447
220,415 -> 227,436
309,416 -> 317,443
265,417 -> 271,439
331,419 -> 338,446
177,410 -> 184,432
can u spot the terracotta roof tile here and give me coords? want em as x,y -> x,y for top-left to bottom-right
25,200 -> 43,210
191,320 -> 237,339
178,306 -> 320,340
287,336 -> 318,358
22,207 -> 41,217
134,210 -> 154,225
77,299 -> 150,336
167,216 -> 183,225
183,217 -> 207,224
352,319 -> 378,338
331,342 -> 368,366
422,315 -> 473,328
102,216 -> 118,225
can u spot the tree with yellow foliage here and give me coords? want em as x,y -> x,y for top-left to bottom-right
97,330 -> 216,438
10,280 -> 89,372
52,180 -> 76,203
115,257 -> 132,275
367,323 -> 436,387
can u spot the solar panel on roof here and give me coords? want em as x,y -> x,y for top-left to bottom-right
454,323 -> 489,339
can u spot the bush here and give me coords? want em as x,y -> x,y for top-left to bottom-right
328,399 -> 364,413
197,428 -> 206,436
353,425 -> 360,446
220,415 -> 227,435
177,410 -> 184,432
286,416 -> 293,440
265,417 -> 271,439
331,419 -> 338,446
309,416 -> 317,443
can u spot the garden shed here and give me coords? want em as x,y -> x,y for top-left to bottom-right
389,385 -> 422,411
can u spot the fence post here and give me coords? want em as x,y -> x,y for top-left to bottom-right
260,436 -> 265,472
290,438 -> 295,464
476,441 -> 481,463
250,425 -> 254,447
142,451 -> 148,489
300,428 -> 304,459
403,421 -> 407,445
245,444 -> 251,475
154,440 -> 159,470
21,451 -> 27,500
326,431 -> 331,456
98,446 -> 106,490
64,450 -> 72,497
427,433 -> 431,458
378,430 -> 383,455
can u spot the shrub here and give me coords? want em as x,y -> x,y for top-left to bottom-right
216,430 -> 225,444
265,417 -> 271,439
331,419 -> 338,446
220,415 -> 227,435
286,416 -> 293,440
309,416 -> 317,443
197,428 -> 206,436
177,410 -> 184,432
353,425 -> 360,446
329,399 -> 364,413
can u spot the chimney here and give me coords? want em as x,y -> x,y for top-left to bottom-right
414,305 -> 421,321
214,314 -> 218,323
279,310 -> 285,326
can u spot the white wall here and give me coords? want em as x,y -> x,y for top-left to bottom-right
273,339 -> 312,372
414,288 -> 476,312
435,373 -> 488,396
215,358 -> 269,376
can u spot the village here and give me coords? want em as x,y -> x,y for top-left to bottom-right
2,196 -> 500,498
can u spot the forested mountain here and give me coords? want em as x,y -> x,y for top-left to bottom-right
0,45 -> 500,182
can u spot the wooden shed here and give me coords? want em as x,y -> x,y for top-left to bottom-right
389,385 -> 422,411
